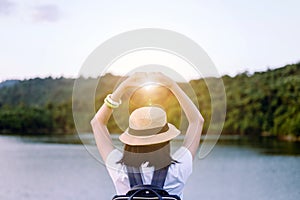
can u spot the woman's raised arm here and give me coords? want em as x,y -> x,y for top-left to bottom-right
90,73 -> 147,162
151,72 -> 204,159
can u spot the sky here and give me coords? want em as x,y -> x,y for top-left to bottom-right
0,0 -> 300,82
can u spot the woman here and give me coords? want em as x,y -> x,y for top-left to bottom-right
90,72 -> 204,199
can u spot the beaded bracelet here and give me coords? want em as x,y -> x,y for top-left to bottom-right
104,94 -> 121,109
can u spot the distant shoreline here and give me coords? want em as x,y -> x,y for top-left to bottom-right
1,133 -> 299,144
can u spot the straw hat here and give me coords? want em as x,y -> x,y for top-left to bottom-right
119,106 -> 180,146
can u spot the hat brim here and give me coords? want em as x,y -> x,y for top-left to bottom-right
119,123 -> 180,146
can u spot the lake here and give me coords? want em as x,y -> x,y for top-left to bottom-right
0,135 -> 299,200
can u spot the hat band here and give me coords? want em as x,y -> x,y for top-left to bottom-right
128,124 -> 169,137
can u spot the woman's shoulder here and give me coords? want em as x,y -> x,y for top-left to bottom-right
106,149 -> 123,166
105,149 -> 125,174
172,146 -> 193,162
168,146 -> 193,181
105,149 -> 128,183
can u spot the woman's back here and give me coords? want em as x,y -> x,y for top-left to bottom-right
105,146 -> 193,199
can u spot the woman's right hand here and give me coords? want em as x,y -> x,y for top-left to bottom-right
121,72 -> 148,89
148,72 -> 176,88
111,72 -> 147,101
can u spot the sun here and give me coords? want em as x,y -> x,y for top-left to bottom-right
129,83 -> 181,127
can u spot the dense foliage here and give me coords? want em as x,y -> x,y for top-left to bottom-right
0,77 -> 75,134
223,63 -> 300,138
0,63 -> 299,139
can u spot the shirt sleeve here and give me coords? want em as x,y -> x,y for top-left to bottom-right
105,149 -> 130,194
105,149 -> 123,177
172,146 -> 193,183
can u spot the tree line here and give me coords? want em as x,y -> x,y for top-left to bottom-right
0,63 -> 299,139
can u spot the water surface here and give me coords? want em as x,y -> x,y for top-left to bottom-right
0,135 -> 299,200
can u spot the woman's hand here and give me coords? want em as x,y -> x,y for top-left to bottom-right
111,72 -> 147,101
121,72 -> 148,89
147,72 -> 176,88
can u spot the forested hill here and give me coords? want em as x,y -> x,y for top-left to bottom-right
0,63 -> 299,140
222,63 -> 300,138
0,77 -> 74,106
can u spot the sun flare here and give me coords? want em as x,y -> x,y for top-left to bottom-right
129,84 -> 181,127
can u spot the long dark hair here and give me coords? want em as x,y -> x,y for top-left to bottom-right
118,141 -> 177,169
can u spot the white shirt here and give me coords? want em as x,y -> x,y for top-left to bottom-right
105,146 -> 193,199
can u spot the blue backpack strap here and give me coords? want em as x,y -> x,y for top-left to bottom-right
151,166 -> 169,188
127,165 -> 170,188
126,166 -> 143,188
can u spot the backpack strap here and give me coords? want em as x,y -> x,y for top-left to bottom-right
127,165 -> 169,189
151,166 -> 169,188
126,166 -> 143,188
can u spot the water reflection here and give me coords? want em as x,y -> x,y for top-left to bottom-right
216,137 -> 300,156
